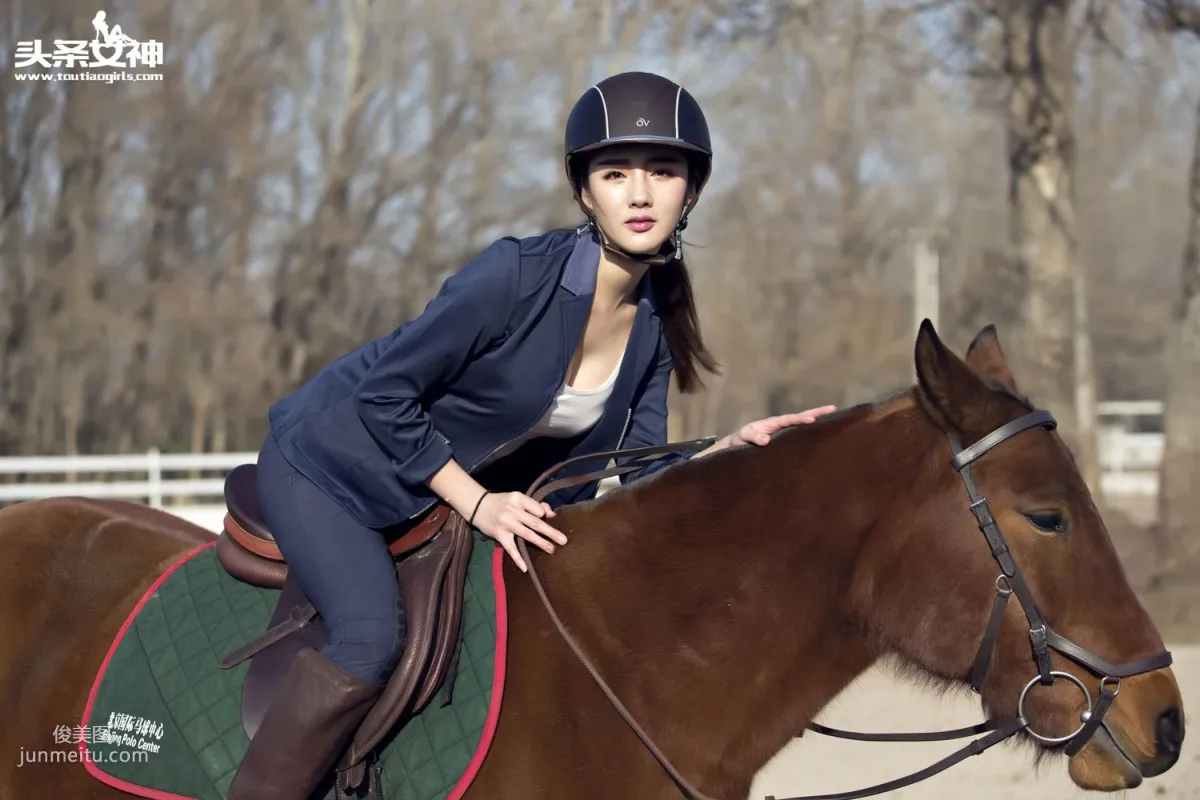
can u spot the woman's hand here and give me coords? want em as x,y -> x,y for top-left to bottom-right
471,491 -> 568,573
725,406 -> 838,448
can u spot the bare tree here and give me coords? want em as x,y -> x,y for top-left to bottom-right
0,0 -> 1195,591
995,1 -> 1103,491
1144,0 -> 1200,576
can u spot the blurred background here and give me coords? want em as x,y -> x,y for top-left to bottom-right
2,0 -> 1199,793
0,0 -> 1197,738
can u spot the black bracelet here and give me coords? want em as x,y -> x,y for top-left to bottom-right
468,491 -> 489,528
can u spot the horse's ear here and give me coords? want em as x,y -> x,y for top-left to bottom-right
914,319 -> 989,433
964,324 -> 1018,393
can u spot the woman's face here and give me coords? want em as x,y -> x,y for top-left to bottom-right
580,144 -> 693,256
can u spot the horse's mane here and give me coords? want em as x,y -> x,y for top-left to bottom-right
588,385 -> 917,506
592,373 -> 1037,507
816,385 -> 913,424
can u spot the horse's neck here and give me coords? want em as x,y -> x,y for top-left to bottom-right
533,403 -> 925,791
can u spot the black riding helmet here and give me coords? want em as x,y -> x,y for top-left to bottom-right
564,72 -> 713,265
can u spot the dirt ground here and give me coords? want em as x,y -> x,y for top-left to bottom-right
750,504 -> 1200,800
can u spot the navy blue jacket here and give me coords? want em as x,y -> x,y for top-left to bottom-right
267,226 -> 694,529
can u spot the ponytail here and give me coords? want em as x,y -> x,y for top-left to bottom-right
649,255 -> 720,393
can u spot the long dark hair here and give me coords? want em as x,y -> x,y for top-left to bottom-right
651,254 -> 720,393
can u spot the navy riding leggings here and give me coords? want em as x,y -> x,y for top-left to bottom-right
255,434 -> 405,686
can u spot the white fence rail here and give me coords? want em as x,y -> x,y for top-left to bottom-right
1099,432 -> 1162,496
1095,400 -> 1164,501
0,449 -> 255,530
0,401 -> 1170,532
0,449 -> 256,505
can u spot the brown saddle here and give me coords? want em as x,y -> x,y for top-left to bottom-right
215,463 -> 474,794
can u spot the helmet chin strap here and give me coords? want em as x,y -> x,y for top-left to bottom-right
582,203 -> 694,268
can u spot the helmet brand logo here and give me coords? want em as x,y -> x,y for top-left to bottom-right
636,118 -> 650,127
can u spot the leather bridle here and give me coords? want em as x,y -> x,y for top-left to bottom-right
517,408 -> 1173,799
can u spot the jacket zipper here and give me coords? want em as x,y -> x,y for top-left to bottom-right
597,408 -> 634,495
614,408 -> 632,451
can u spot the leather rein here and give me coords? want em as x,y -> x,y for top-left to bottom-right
514,411 -> 1173,800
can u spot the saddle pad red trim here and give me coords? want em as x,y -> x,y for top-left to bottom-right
80,540 -> 215,799
78,540 -> 510,800
446,545 -> 508,799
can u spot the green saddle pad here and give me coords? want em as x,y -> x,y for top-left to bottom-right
79,529 -> 506,800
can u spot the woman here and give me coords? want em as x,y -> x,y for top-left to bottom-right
227,71 -> 836,799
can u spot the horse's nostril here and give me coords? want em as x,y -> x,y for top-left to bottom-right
1156,707 -> 1183,756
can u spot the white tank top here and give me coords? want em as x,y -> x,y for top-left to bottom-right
482,349 -> 625,465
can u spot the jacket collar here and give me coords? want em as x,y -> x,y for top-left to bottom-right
562,226 -> 657,314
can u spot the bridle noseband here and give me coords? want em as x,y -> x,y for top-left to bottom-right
517,408 -> 1173,800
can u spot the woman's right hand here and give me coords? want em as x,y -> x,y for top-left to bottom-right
471,491 -> 568,573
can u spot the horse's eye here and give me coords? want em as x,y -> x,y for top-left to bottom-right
1026,510 -> 1067,534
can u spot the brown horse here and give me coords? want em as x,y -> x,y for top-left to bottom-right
0,322 -> 1184,799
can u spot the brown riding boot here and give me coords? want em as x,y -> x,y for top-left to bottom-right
226,647 -> 382,800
